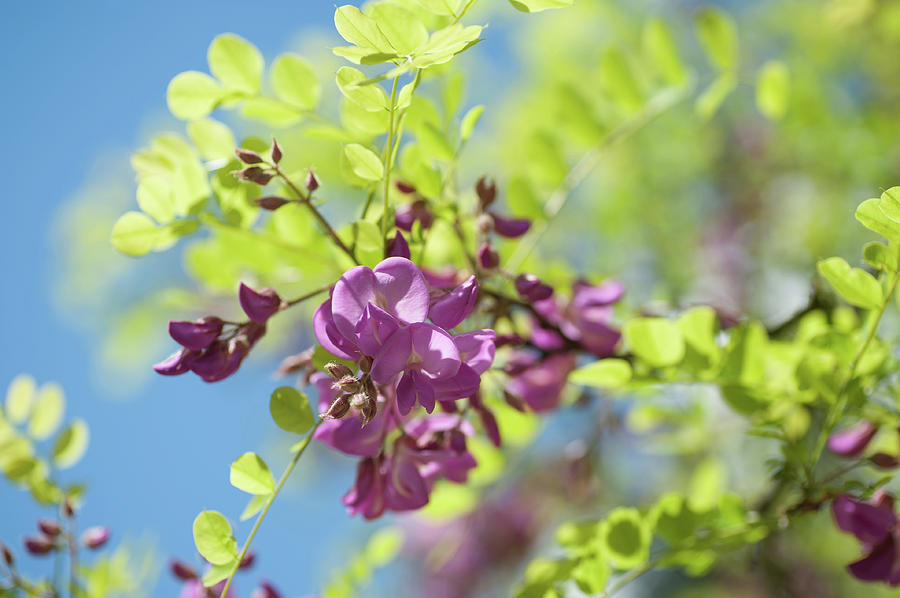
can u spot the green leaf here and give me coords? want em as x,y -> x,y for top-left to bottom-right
192,511 -> 237,566
863,242 -> 899,272
643,19 -> 687,86
5,374 -> 36,425
572,552 -> 609,594
508,0 -> 574,13
271,53 -> 320,110
856,197 -> 900,243
623,317 -> 685,367
207,33 -> 264,94
410,25 -> 483,69
201,561 -> 236,587
365,527 -> 402,566
336,67 -> 388,112
367,3 -> 428,55
136,178 -> 176,225
695,7 -> 738,71
343,144 -> 384,181
460,105 -> 484,142
599,47 -> 644,113
817,256 -> 883,310
167,71 -> 225,120
334,5 -> 394,53
52,419 -> 89,469
355,221 -> 383,253
676,306 -> 719,360
695,71 -> 736,120
269,386 -> 314,435
416,0 -> 461,16
240,494 -> 268,521
650,493 -> 702,546
755,60 -> 790,120
687,458 -> 725,512
720,322 -> 768,387
187,118 -> 236,160
601,508 -> 650,570
28,383 -> 64,440
569,359 -> 632,389
240,97 -> 303,127
230,452 -> 275,495
111,211 -> 165,256
878,186 -> 900,222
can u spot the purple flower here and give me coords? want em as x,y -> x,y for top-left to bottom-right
153,348 -> 200,376
180,579 -> 234,598
489,213 -> 531,238
514,274 -> 553,302
395,200 -> 433,231
429,276 -> 478,330
312,373 -> 391,458
422,267 -> 459,290
833,493 -> 900,585
239,283 -> 283,323
530,279 -> 623,357
80,526 -> 110,549
828,421 -> 878,458
343,457 -> 388,520
386,231 -> 411,259
168,317 -> 223,350
477,243 -> 499,269
251,582 -> 282,598
507,352 -> 576,412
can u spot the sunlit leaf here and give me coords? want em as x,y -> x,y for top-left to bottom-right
343,144 -> 385,181
817,256 -> 883,309
167,71 -> 225,120
28,383 -> 65,440
207,33 -> 264,94
600,507 -> 650,569
271,53 -> 320,110
508,0 -> 574,13
336,67 -> 388,112
53,419 -> 89,469
569,359 -> 632,388
269,386 -> 314,435
755,60 -> 790,120
695,7 -> 738,71
643,19 -> 687,86
187,118 -> 236,160
192,511 -> 237,566
230,452 -> 276,495
5,374 -> 36,425
623,317 -> 685,367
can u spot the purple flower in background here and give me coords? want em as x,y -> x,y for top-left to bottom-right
507,352 -> 576,412
239,283 -> 283,323
343,457 -> 388,520
80,526 -> 110,549
251,581 -> 283,598
386,231 -> 411,259
489,213 -> 531,238
477,243 -> 499,269
530,279 -> 623,357
395,200 -> 434,231
180,580 -> 234,598
429,276 -> 478,330
515,274 -> 553,302
828,421 -> 878,458
833,492 -> 900,585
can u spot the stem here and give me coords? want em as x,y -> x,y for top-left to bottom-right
505,86 -> 690,272
285,285 -> 330,307
218,422 -> 321,598
809,269 -> 900,470
600,557 -> 661,598
272,165 -> 358,265
382,76 -> 401,249
451,0 -> 477,24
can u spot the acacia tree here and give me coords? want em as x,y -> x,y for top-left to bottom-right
6,0 -> 900,596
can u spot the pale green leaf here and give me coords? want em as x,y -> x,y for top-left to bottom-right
230,452 -> 275,495
240,494 -> 268,521
136,178 -> 176,225
202,561 -> 236,587
600,47 -> 644,113
271,53 -> 320,110
111,211 -> 164,256
695,71 -> 736,120
817,256 -> 883,310
460,104 -> 484,142
343,144 -> 384,181
601,508 -> 650,570
878,186 -> 900,222
5,374 -> 36,425
167,71 -> 225,120
416,0 -> 461,16
676,306 -> 719,360
695,7 -> 738,71
52,419 -> 89,469
192,511 -> 237,566
411,24 -> 482,69
207,33 -> 264,94
187,118 -> 236,160
334,5 -> 394,53
687,458 -> 725,512
643,19 -> 687,86
269,386 -> 314,435
367,3 -> 428,55
355,221 -> 382,253
28,383 -> 64,440
569,359 -> 632,389
508,0 -> 574,13
755,60 -> 790,120
856,197 -> 900,243
623,317 -> 685,367
336,67 -> 388,112
240,97 -> 303,127
863,242 -> 899,272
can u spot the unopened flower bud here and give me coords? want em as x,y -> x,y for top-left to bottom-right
386,232 -> 411,259
395,180 -> 416,194
24,536 -> 54,556
358,356 -> 372,374
828,420 -> 877,458
1,542 -> 13,566
255,196 -> 291,211
239,551 -> 255,569
871,453 -> 900,469
475,176 -> 497,208
80,526 -> 110,549
351,393 -> 377,427
333,375 -> 361,394
305,169 -> 320,192
153,348 -> 199,376
235,148 -> 264,164
476,213 -> 493,233
239,283 -> 282,323
234,166 -> 274,185
170,560 -> 197,580
495,334 -> 524,347
271,139 -> 283,164
62,497 -> 75,517
477,243 -> 499,269
515,274 -> 553,302
324,362 -> 354,380
395,200 -> 433,231
502,390 -> 527,412
490,213 -> 531,238
322,395 -> 351,420
37,520 -> 61,538
277,349 -> 314,377
363,377 -> 378,402
252,582 -> 283,598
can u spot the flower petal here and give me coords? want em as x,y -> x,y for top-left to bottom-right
410,323 -> 461,379
331,266 -> 378,340
429,276 -> 478,330
373,257 -> 430,324
833,494 -> 897,545
371,326 -> 413,384
354,303 -> 400,356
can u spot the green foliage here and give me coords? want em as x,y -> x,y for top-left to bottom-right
569,358 -> 632,388
229,452 -> 275,495
623,317 -> 685,367
322,527 -> 403,598
207,33 -> 264,95
755,60 -> 790,120
817,256 -> 883,309
508,0 -> 574,13
192,510 -> 238,566
52,418 -> 90,469
695,7 -> 738,71
269,386 -> 314,434
601,507 -> 650,569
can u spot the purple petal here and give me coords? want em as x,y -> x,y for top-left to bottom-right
429,276 -> 478,330
386,232 -> 411,259
453,329 -> 496,374
479,408 -> 501,447
411,370 -> 436,413
312,300 -> 361,361
396,371 -> 423,415
239,283 -> 282,323
410,323 -> 461,379
431,363 -> 481,401
371,326 -> 413,384
355,303 -> 401,356
422,267 -> 459,289
572,279 -> 625,306
833,494 -> 897,545
80,526 -> 109,549
848,538 -> 896,583
477,243 -> 499,269
490,213 -> 531,238
828,421 -> 878,458
319,409 -> 389,457
515,274 -> 553,302
168,317 -> 223,350
508,352 -> 576,412
153,349 -> 198,376
373,257 -> 430,324
331,266 -> 378,340
385,452 -> 430,511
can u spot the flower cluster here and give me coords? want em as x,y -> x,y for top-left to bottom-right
833,492 -> 900,585
154,283 -> 283,382
170,553 -> 282,598
311,257 -> 494,518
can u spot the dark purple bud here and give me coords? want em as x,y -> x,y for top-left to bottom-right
235,148 -> 264,164
277,348 -> 314,377
305,169 -> 320,192
871,453 -> 900,469
168,317 -> 223,351
386,232 -> 411,259
189,342 -> 230,381
478,408 -> 501,448
24,536 -> 54,556
80,526 -> 109,549
495,334 -> 524,347
515,274 -> 554,302
255,196 -> 291,211
271,139 -> 283,164
325,362 -> 354,380
234,167 -> 275,185
475,176 -> 497,208
333,376 -> 361,394
358,355 -> 372,374
429,276 -> 478,329
1,542 -> 13,566
395,200 -> 433,232
490,213 -> 531,238
63,497 -> 75,517
239,283 -> 282,323
828,421 -> 877,458
37,520 -> 61,537
448,429 -> 467,453
322,395 -> 351,420
502,390 -> 527,412
477,243 -> 499,269
170,560 -> 197,580
395,181 -> 416,194
153,348 -> 200,376
252,582 -> 282,598
239,551 -> 255,569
